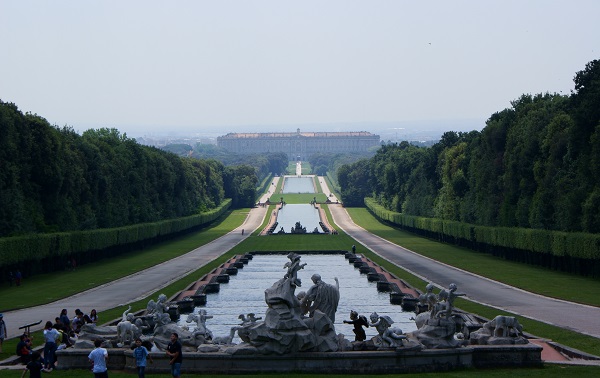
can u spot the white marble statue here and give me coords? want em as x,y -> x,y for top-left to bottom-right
369,312 -> 406,348
301,274 -> 340,322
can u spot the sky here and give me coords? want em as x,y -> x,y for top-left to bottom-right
1,1 -> 599,139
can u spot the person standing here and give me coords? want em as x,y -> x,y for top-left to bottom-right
0,313 -> 6,353
42,321 -> 60,371
133,338 -> 153,378
165,333 -> 182,378
15,270 -> 22,286
88,339 -> 108,378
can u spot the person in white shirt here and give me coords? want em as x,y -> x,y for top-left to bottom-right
88,339 -> 108,378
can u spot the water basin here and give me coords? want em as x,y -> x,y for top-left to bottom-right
275,204 -> 321,233
178,254 -> 417,343
282,176 -> 315,193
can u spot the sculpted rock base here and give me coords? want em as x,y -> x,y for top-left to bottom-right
410,317 -> 462,349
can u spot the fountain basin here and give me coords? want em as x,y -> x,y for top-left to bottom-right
56,344 -> 542,374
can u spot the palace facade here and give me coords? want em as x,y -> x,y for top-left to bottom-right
217,129 -> 380,159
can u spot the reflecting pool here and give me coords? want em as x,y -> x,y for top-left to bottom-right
178,254 -> 417,343
276,204 -> 321,233
282,176 -> 315,193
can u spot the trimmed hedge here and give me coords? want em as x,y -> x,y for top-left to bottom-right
0,199 -> 231,268
256,173 -> 274,201
364,197 -> 600,275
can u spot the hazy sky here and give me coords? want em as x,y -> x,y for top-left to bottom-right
1,1 -> 598,137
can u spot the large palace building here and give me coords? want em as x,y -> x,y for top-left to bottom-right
217,129 -> 380,159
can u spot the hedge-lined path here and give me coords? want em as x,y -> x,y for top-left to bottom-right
1,200 -> 269,339
328,203 -> 600,339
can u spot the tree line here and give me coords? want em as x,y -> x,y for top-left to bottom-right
0,102 -> 260,237
338,59 -> 600,234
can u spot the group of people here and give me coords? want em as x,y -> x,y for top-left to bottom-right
16,307 -> 99,375
7,270 -> 23,287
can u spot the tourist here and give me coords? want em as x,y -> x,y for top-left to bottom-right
166,332 -> 182,378
89,309 -> 98,324
88,339 -> 108,378
59,309 -> 71,332
21,351 -> 47,377
0,313 -> 6,353
16,333 -> 33,364
133,337 -> 153,378
15,270 -> 22,286
72,309 -> 85,333
42,321 -> 59,371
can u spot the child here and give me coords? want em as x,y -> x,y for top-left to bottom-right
21,351 -> 48,378
133,338 -> 153,378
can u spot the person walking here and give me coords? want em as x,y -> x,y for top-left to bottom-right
133,338 -> 153,378
21,351 -> 47,378
0,313 -> 6,353
165,333 -> 182,378
88,339 -> 108,378
42,321 -> 59,371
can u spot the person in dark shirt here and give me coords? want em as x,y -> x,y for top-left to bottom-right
165,333 -> 182,378
16,333 -> 33,364
21,351 -> 47,377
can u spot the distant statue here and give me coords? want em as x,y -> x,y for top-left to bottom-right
187,310 -> 213,341
485,315 -> 523,338
444,283 -> 465,319
418,283 -> 439,317
147,294 -> 171,326
147,294 -> 168,315
283,252 -> 306,287
301,274 -> 340,322
343,310 -> 369,341
117,306 -> 141,346
238,313 -> 262,326
212,327 -> 240,345
369,312 -> 406,347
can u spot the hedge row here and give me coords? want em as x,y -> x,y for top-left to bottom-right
365,197 -> 600,260
256,173 -> 274,201
0,199 -> 231,268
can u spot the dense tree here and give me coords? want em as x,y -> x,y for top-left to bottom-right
0,102 -> 248,237
338,59 -> 600,234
